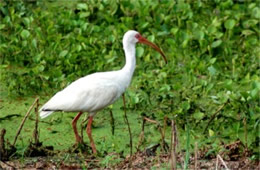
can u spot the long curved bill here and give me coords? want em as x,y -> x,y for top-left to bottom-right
138,36 -> 167,64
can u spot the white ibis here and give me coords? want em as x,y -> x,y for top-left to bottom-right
39,30 -> 167,154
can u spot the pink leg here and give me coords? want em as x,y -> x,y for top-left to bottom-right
72,112 -> 83,144
86,116 -> 97,154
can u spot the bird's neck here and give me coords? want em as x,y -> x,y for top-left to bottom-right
122,43 -> 136,78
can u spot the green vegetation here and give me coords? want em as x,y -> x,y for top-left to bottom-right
0,0 -> 259,168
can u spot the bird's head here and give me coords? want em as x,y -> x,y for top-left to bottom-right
123,30 -> 167,64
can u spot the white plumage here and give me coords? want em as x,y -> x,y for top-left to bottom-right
40,71 -> 127,117
39,30 -> 167,154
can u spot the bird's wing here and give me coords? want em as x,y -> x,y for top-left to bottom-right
40,76 -> 120,113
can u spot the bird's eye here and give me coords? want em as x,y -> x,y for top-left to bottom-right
135,34 -> 141,39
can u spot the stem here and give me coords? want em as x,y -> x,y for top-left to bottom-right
243,117 -> 248,151
195,142 -> 198,170
137,118 -> 145,151
110,110 -> 115,135
122,94 -> 133,157
184,124 -> 190,170
13,98 -> 39,146
143,116 -> 157,124
163,116 -> 167,142
204,101 -> 228,133
170,120 -> 177,170
33,98 -> 39,145
80,114 -> 89,141
0,129 -> 6,160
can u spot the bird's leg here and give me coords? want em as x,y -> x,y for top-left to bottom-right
86,115 -> 97,154
72,111 -> 83,144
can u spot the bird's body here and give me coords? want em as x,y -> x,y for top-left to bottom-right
39,30 -> 166,154
40,70 -> 132,117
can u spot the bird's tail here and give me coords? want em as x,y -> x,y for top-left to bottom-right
40,110 -> 54,119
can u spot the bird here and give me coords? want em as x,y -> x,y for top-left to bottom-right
39,30 -> 167,154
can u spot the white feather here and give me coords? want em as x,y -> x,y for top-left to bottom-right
39,71 -> 130,118
40,111 -> 54,119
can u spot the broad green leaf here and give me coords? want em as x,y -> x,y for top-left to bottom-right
76,44 -> 82,52
194,30 -> 204,40
23,17 -> 30,27
32,39 -> 37,49
250,88 -> 259,99
108,35 -> 115,43
77,3 -> 88,10
136,47 -> 144,57
208,66 -> 217,76
243,19 -> 258,28
182,101 -> 190,111
246,36 -> 257,45
59,50 -> 68,57
20,29 -> 30,39
0,24 -> 5,30
144,54 -> 150,62
147,35 -> 155,42
211,40 -> 222,48
34,54 -> 41,63
141,22 -> 149,29
215,32 -> 224,39
224,19 -> 236,29
209,129 -> 214,137
193,112 -> 204,120
252,81 -> 260,89
210,58 -> 217,64
38,65 -> 45,72
242,30 -> 255,36
248,3 -> 256,9
170,27 -> 179,35
252,7 -> 260,19
22,40 -> 27,47
79,12 -> 90,18
208,25 -> 217,34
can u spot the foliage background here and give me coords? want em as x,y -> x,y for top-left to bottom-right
0,0 -> 259,162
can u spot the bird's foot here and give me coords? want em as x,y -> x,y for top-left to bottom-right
90,142 -> 97,155
73,137 -> 84,149
75,136 -> 84,144
71,140 -> 92,154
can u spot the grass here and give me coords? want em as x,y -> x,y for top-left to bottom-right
0,90 -> 164,157
0,76 -> 258,169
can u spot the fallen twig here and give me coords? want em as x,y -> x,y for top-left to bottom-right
143,116 -> 158,124
143,116 -> 168,152
204,102 -> 228,133
215,154 -> 219,170
0,160 -> 16,169
137,118 -> 145,151
216,154 -> 229,170
85,159 -> 100,162
13,98 -> 39,146
195,142 -> 198,170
